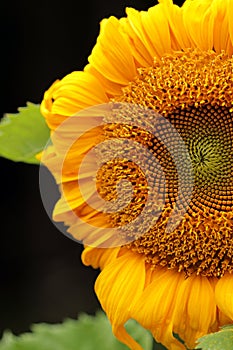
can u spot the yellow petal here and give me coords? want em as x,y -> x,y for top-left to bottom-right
87,16 -> 137,96
119,17 -> 153,67
120,1 -> 191,69
227,0 -> 233,49
212,0 -> 233,55
53,179 -> 94,215
69,220 -> 123,248
159,0 -> 191,50
131,267 -> 185,350
140,5 -> 172,57
84,64 -> 124,97
41,143 -> 99,185
125,8 -> 157,64
182,0 -> 215,50
215,273 -> 233,321
41,71 -> 108,130
173,274 -> 216,349
217,309 -> 233,327
182,0 -> 233,54
94,249 -> 145,349
81,246 -> 120,270
125,5 -> 172,61
40,145 -> 63,183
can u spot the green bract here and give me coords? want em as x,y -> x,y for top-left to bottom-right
0,103 -> 49,164
195,325 -> 233,350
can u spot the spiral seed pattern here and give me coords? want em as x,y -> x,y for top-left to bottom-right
95,49 -> 233,277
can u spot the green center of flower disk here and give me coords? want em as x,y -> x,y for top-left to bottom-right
96,49 -> 233,278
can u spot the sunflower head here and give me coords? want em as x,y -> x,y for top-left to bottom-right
40,0 -> 233,349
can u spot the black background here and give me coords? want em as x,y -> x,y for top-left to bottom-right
1,0 -> 184,338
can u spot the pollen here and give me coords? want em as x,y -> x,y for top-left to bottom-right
95,49 -> 233,277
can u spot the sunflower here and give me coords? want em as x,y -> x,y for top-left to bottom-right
40,0 -> 233,349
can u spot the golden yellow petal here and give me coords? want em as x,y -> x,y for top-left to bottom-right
68,217 -> 123,247
41,81 -> 64,129
120,0 -> 190,68
113,325 -> 143,350
158,0 -> 173,4
140,6 -> 172,57
119,17 -> 153,68
173,275 -> 216,349
82,246 -> 120,270
53,179 -> 94,216
87,16 -> 137,95
41,144 -> 97,185
40,145 -> 62,183
215,273 -> 233,321
182,0 -> 214,50
182,0 -> 233,54
227,0 -> 233,49
84,64 -> 124,97
125,4 -> 173,62
159,0 -> 192,50
94,250 -> 145,349
217,309 -> 233,327
53,198 -> 108,230
40,71 -> 108,130
125,8 -> 158,62
212,0 -> 233,55
131,268 -> 185,349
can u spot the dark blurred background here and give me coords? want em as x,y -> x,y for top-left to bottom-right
1,0 -> 183,340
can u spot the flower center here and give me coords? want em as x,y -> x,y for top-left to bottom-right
169,105 -> 233,213
96,49 -> 233,277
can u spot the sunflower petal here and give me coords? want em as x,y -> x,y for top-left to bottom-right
212,0 -> 233,55
140,5 -> 172,57
94,249 -> 145,349
182,0 -> 215,50
159,0 -> 191,50
173,275 -> 216,349
41,71 -> 108,130
215,273 -> 233,321
53,179 -> 95,216
125,5 -> 171,63
131,268 -> 185,350
69,219 -> 123,248
227,0 -> 233,49
87,16 -> 137,96
119,17 -> 152,68
82,246 -> 120,270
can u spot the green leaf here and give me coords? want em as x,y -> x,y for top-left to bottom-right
195,325 -> 233,350
0,312 -> 153,350
0,103 -> 50,164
